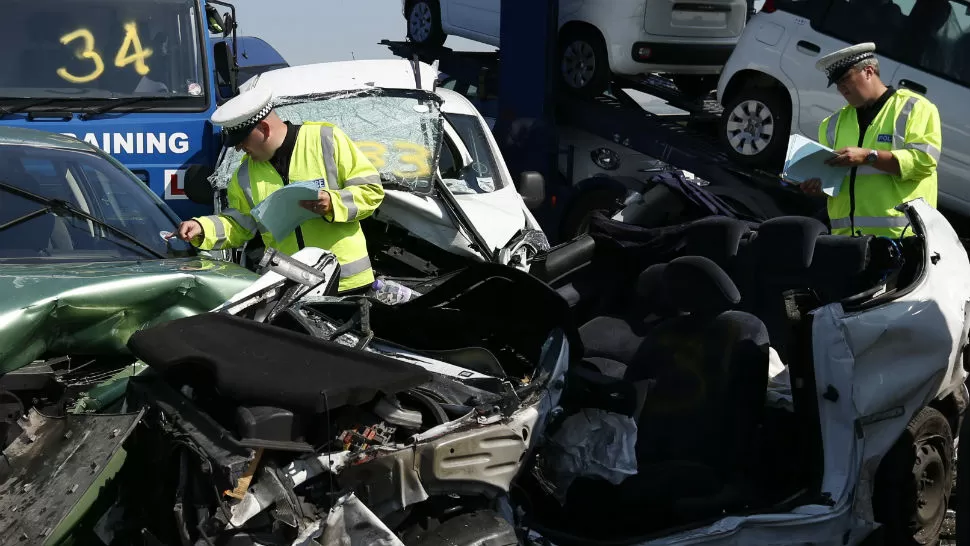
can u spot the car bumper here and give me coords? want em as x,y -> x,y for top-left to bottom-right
630,42 -> 736,66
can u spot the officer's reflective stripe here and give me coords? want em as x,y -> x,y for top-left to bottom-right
339,190 -> 359,220
339,255 -> 372,278
237,160 -> 256,209
831,216 -> 910,229
202,215 -> 228,249
344,174 -> 382,187
320,126 -> 339,190
222,208 -> 258,233
856,165 -> 882,176
905,142 -> 942,161
894,97 -> 919,149
826,111 -> 840,147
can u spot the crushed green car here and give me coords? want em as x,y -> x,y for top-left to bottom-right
0,126 -> 257,544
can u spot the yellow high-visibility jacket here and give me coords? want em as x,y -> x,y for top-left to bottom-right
191,122 -> 384,291
819,88 -> 941,238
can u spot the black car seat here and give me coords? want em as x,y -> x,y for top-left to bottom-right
682,215 -> 749,274
808,234 -> 876,304
579,262 -> 674,377
745,216 -> 828,361
578,216 -> 748,373
565,256 -> 770,531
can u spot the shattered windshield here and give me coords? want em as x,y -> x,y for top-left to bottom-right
211,89 -> 444,194
0,0 -> 207,108
0,142 -> 193,261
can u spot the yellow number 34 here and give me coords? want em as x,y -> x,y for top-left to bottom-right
57,22 -> 152,84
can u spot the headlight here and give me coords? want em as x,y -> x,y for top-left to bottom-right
591,147 -> 621,171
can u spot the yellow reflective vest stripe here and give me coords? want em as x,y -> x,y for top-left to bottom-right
818,88 -> 941,238
192,122 -> 385,291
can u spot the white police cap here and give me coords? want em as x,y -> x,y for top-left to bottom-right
211,84 -> 275,146
815,42 -> 877,87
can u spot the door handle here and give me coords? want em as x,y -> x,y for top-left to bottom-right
796,40 -> 821,55
900,79 -> 927,94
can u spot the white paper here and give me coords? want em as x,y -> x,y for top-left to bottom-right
782,134 -> 848,197
249,179 -> 327,240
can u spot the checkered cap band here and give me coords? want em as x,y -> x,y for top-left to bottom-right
225,103 -> 273,131
825,51 -> 875,79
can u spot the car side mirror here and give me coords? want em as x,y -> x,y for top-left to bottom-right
222,12 -> 235,38
517,171 -> 545,210
183,165 -> 215,205
206,5 -> 225,34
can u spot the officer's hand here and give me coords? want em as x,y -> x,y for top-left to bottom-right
299,189 -> 332,216
800,178 -> 823,197
175,219 -> 202,242
826,147 -> 868,167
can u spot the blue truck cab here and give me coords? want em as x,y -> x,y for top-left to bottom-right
0,0 -> 256,219
213,36 -> 289,102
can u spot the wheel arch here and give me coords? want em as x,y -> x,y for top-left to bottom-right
720,69 -> 797,134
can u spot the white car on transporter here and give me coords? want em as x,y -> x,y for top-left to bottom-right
201,59 -> 556,282
402,0 -> 751,98
715,0 -> 970,216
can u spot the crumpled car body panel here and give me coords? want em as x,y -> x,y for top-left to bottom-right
0,258 -> 257,374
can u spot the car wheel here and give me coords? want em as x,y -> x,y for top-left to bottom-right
671,75 -> 718,101
406,0 -> 446,47
719,86 -> 790,172
957,396 -> 969,545
874,406 -> 954,546
558,26 -> 611,98
559,186 -> 627,242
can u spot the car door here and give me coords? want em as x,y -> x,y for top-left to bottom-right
449,0 -> 502,43
887,0 -> 970,213
777,0 -> 904,139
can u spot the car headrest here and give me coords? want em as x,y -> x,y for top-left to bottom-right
754,216 -> 828,271
684,216 -> 748,266
810,234 -> 872,276
664,256 -> 741,316
636,263 -> 674,315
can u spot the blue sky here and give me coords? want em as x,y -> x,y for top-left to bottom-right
230,1 -> 495,66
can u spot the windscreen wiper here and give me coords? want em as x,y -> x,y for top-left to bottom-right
0,98 -> 60,116
79,97 -> 160,119
0,181 -> 166,259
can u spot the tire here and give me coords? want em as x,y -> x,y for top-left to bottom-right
406,0 -> 446,47
719,85 -> 790,172
558,26 -> 611,98
558,186 -> 627,242
671,75 -> 718,101
873,406 -> 954,546
403,510 -> 520,546
956,394 -> 969,546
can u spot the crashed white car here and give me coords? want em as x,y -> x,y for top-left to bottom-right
204,59 -> 552,283
518,198 -> 970,546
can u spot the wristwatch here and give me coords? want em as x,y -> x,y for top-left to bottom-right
865,149 -> 879,164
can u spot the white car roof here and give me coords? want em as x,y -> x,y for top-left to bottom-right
432,87 -> 482,117
239,59 -> 439,98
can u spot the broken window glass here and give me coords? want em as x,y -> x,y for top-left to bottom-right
210,89 -> 444,195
